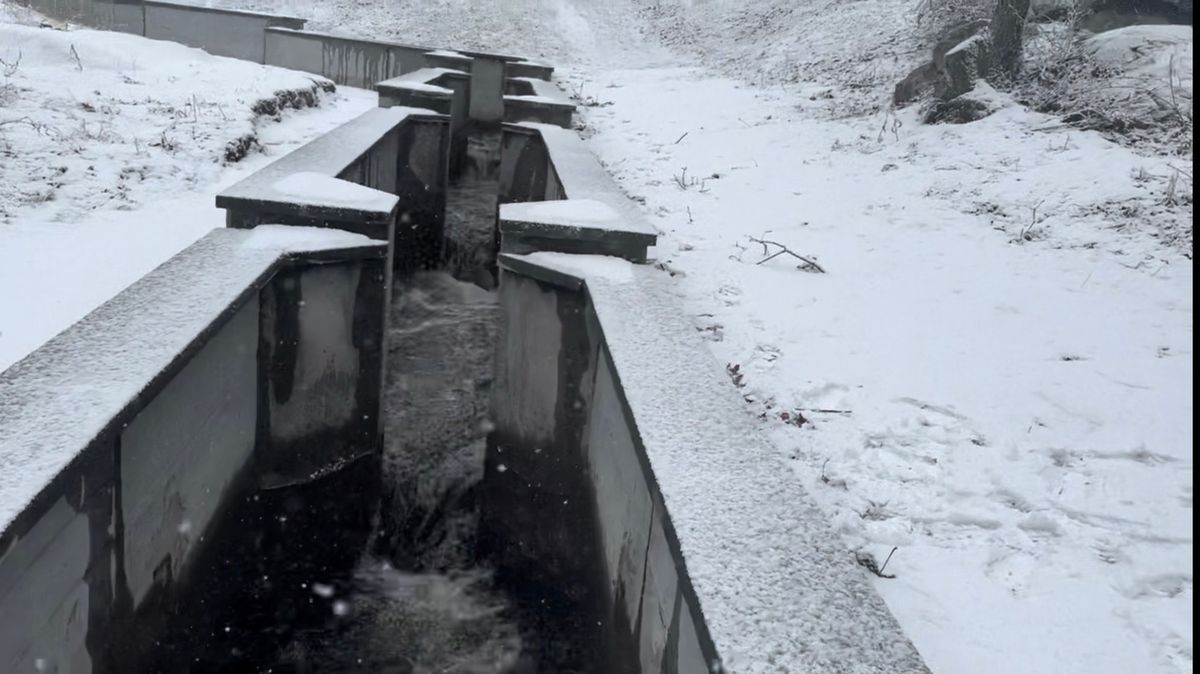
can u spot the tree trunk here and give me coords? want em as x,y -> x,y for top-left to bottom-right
988,0 -> 1032,84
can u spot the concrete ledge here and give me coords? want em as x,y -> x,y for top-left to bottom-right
222,171 -> 400,232
507,59 -> 554,81
424,48 -> 474,72
498,122 -> 657,261
376,68 -> 469,115
499,199 -> 655,263
493,252 -> 932,674
218,107 -> 430,236
503,78 -> 575,128
218,106 -> 451,274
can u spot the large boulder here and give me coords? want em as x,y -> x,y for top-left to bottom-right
941,33 -> 994,98
893,19 -> 992,107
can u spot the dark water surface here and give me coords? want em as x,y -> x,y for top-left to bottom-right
135,273 -> 608,674
132,123 -> 618,673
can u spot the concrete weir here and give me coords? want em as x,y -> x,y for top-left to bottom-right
1,5 -> 931,673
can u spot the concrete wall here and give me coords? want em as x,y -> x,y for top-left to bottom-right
265,28 -> 435,90
0,234 -> 388,674
19,0 -> 520,127
498,126 -> 559,204
120,297 -> 258,608
264,29 -> 390,89
488,264 -> 717,672
0,293 -> 260,674
143,1 -> 303,63
587,346 -> 711,672
467,54 -> 507,123
0,497 -> 96,674
257,258 -> 389,487
93,0 -> 144,33
21,0 -> 93,24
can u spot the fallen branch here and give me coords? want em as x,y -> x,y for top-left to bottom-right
748,236 -> 826,273
856,546 -> 899,579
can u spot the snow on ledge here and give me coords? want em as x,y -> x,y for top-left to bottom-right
269,172 -> 400,214
522,251 -> 636,282
377,68 -> 466,95
505,94 -> 573,106
240,224 -> 385,252
501,199 -> 653,238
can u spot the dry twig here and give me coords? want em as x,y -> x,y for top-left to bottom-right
748,236 -> 826,273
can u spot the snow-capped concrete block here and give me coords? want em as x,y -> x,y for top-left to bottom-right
500,199 -> 656,263
504,77 -> 575,128
497,123 -> 658,262
376,68 -> 469,114
217,106 -> 451,273
505,123 -> 657,235
424,49 -> 474,72
507,59 -> 555,81
504,95 -> 575,128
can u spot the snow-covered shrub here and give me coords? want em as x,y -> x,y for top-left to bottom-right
1018,23 -> 1193,150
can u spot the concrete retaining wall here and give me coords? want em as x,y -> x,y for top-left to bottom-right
0,230 -> 389,674
264,28 -> 420,90
488,262 -> 716,672
143,0 -> 304,63
119,297 -> 258,609
93,0 -> 144,33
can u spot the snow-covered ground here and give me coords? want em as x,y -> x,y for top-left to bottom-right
1,0 -> 1192,672
578,64 -> 1192,674
0,10 -> 376,370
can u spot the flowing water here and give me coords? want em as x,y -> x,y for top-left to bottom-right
137,127 -> 610,673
